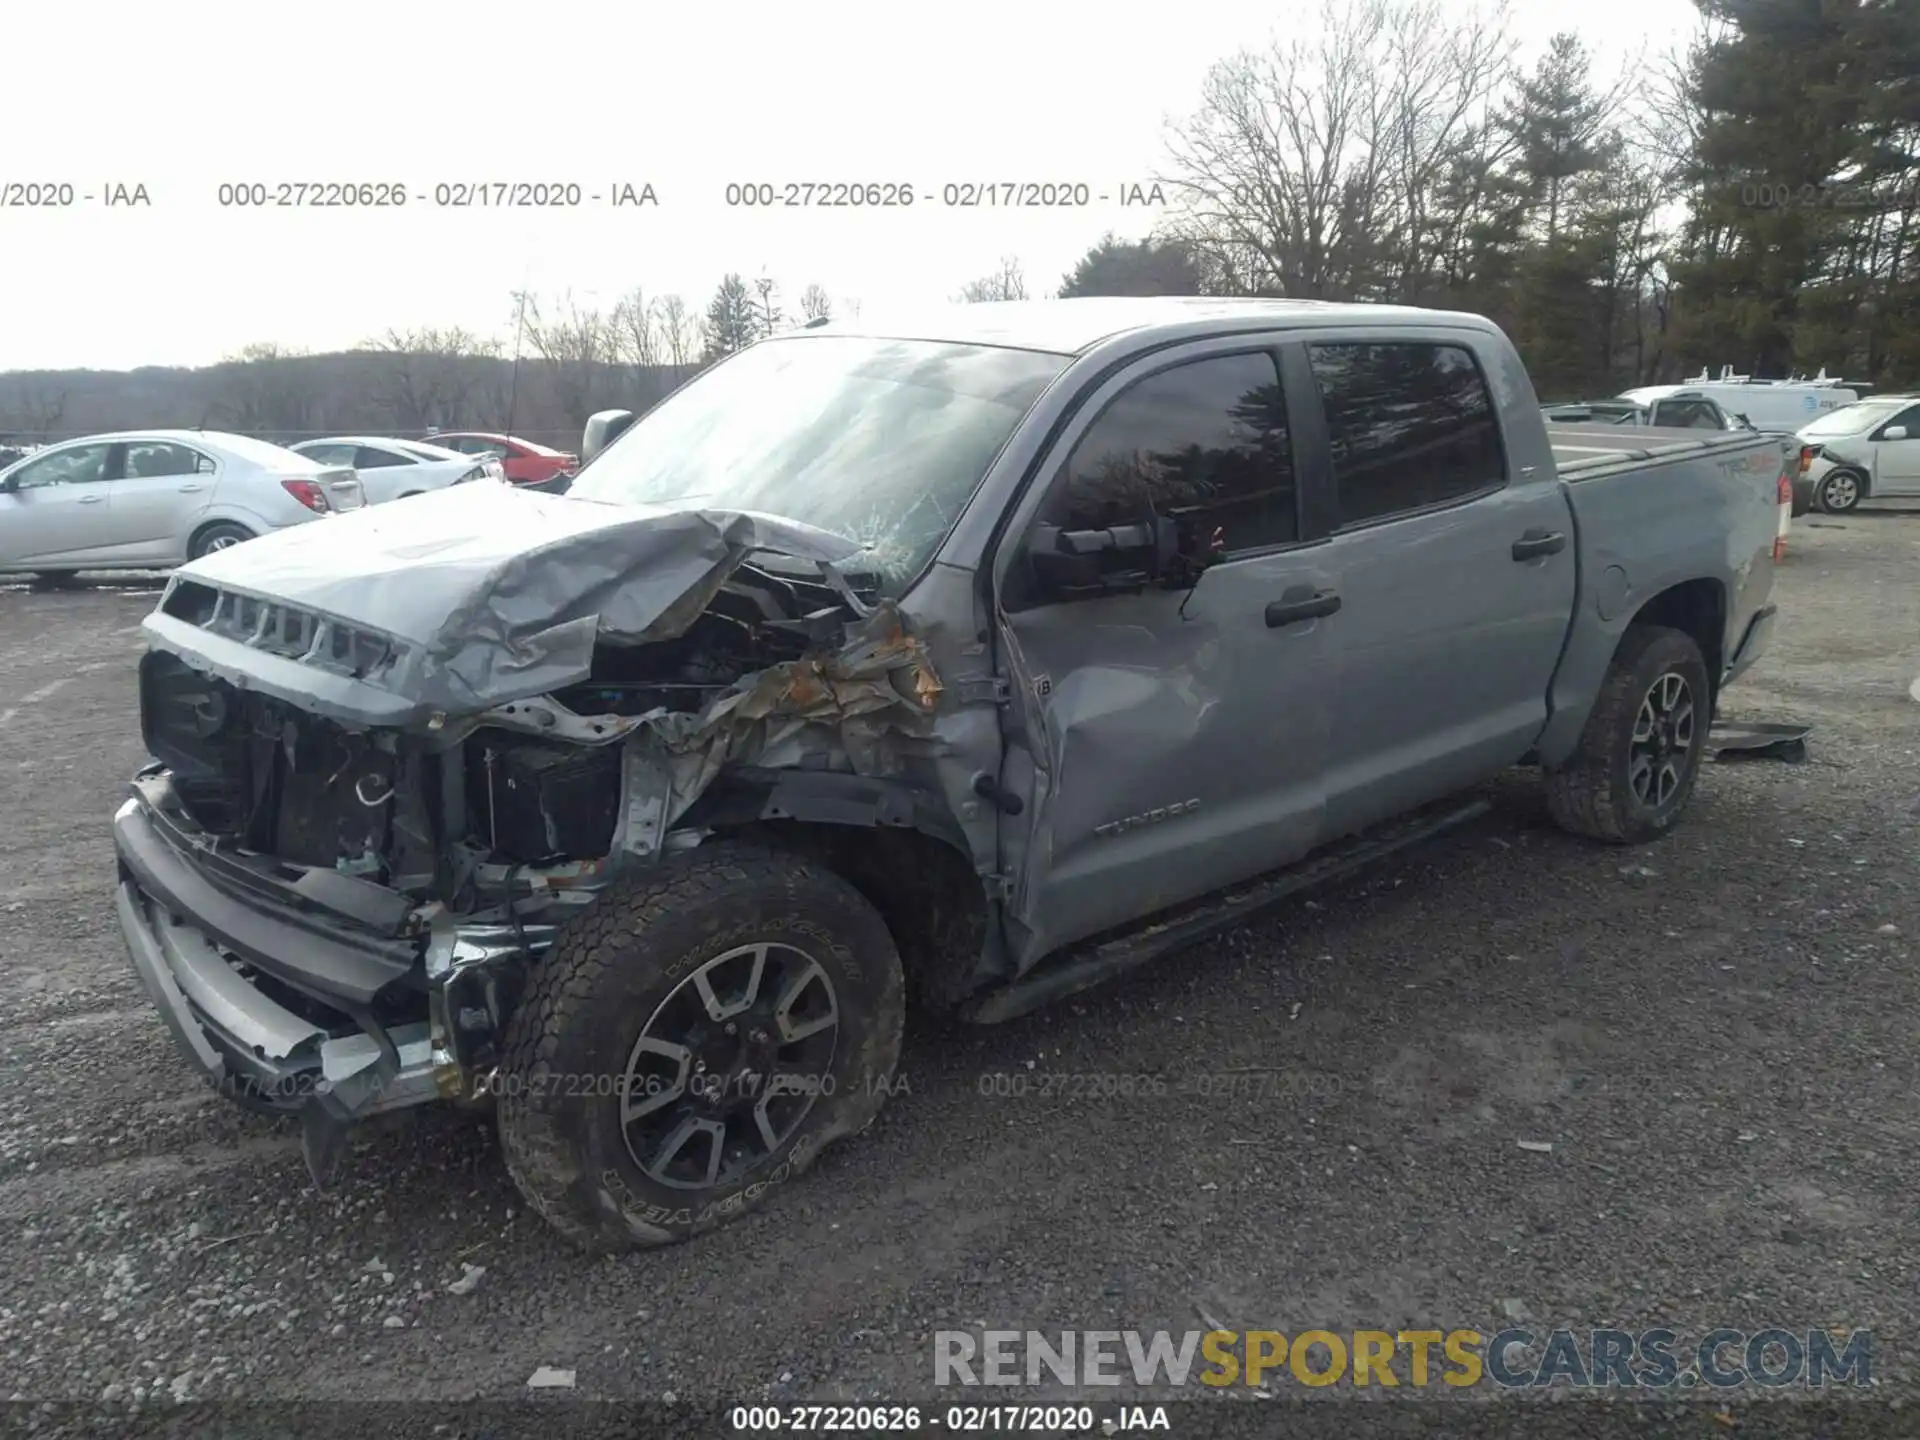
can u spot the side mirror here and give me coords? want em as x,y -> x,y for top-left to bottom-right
1883,425 -> 1910,442
1026,512 -> 1219,600
582,409 -> 636,465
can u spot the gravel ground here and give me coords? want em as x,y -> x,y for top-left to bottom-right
0,510 -> 1916,1426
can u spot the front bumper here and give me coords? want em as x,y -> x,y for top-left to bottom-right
112,770 -> 522,1175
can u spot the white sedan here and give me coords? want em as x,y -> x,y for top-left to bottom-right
290,436 -> 504,505
0,430 -> 364,580
1794,395 -> 1920,513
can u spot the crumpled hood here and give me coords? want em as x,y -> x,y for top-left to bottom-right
151,482 -> 864,724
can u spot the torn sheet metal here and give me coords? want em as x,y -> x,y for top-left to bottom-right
156,483 -> 862,721
617,599 -> 947,842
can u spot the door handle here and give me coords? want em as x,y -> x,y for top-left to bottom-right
77,493 -> 105,505
1265,588 -> 1341,628
177,483 -> 204,493
1511,528 -> 1567,560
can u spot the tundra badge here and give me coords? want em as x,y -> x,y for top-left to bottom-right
1095,799 -> 1200,838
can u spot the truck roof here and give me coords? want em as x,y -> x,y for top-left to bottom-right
806,297 -> 1501,356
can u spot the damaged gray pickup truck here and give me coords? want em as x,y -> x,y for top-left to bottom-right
114,298 -> 1788,1250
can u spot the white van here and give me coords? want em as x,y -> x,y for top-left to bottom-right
1619,367 -> 1866,435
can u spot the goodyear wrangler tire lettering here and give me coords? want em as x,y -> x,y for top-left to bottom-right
495,842 -> 906,1252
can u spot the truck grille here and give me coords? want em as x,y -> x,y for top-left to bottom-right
160,580 -> 402,680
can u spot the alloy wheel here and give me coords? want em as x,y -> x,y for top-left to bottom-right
619,941 -> 841,1190
1628,671 -> 1696,809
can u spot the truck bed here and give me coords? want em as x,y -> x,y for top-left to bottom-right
1548,424 -> 1782,481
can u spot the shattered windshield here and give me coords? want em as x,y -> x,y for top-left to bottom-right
567,335 -> 1068,595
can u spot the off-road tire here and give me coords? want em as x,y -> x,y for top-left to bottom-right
1817,469 -> 1865,514
1544,624 -> 1711,845
496,843 -> 905,1252
188,522 -> 254,560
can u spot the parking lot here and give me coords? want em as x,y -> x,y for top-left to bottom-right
1,508 -> 1917,1410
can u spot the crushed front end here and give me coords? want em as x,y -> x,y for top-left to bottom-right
113,494 -> 948,1183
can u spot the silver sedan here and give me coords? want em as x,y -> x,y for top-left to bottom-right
0,430 -> 363,579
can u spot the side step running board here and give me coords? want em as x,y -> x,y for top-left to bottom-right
960,797 -> 1493,1025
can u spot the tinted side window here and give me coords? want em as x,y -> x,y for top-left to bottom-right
123,442 -> 205,477
1308,342 -> 1505,527
354,446 -> 409,469
1041,351 -> 1296,552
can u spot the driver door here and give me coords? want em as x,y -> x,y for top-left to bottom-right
990,343 -> 1336,965
0,442 -> 120,569
1872,404 -> 1920,495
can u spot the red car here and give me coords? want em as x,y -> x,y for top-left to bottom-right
426,432 -> 578,488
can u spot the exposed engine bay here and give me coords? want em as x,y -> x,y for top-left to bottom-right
115,495 -> 963,1183
142,558 -> 942,902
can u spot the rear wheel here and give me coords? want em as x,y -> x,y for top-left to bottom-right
26,571 -> 81,588
1545,624 -> 1710,845
496,843 -> 905,1251
1817,469 -> 1864,513
188,522 -> 254,559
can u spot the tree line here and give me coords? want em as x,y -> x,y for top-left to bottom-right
3,0 -> 1914,446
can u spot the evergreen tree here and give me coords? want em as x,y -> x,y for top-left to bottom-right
702,274 -> 759,362
1058,235 -> 1204,296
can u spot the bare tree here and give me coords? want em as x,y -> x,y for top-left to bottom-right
799,283 -> 833,323
215,342 -> 318,437
365,326 -> 501,431
957,256 -> 1029,302
655,294 -> 699,370
1161,0 -> 1516,300
517,290 -> 618,429
2,382 -> 69,442
610,288 -> 661,369
751,273 -> 784,337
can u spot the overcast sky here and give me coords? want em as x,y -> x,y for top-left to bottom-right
2,0 -> 1700,371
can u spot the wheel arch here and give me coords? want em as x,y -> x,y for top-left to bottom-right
186,514 -> 258,557
1626,578 -> 1726,703
676,769 -> 998,1015
1537,576 -> 1727,769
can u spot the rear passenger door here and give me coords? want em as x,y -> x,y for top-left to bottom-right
991,342 -> 1336,963
1301,336 -> 1577,840
111,440 -> 217,561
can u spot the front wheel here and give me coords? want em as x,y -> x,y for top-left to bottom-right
1817,469 -> 1864,513
496,843 -> 905,1252
1544,624 -> 1711,845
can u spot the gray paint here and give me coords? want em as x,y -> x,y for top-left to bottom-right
150,482 -> 860,725
126,297 -> 1782,1011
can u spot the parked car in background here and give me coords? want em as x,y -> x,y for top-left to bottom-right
1544,394 -> 1755,432
424,431 -> 578,488
0,442 -> 40,470
0,430 -> 362,580
291,436 -> 503,505
1792,395 -> 1920,513
1618,370 -> 1865,435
